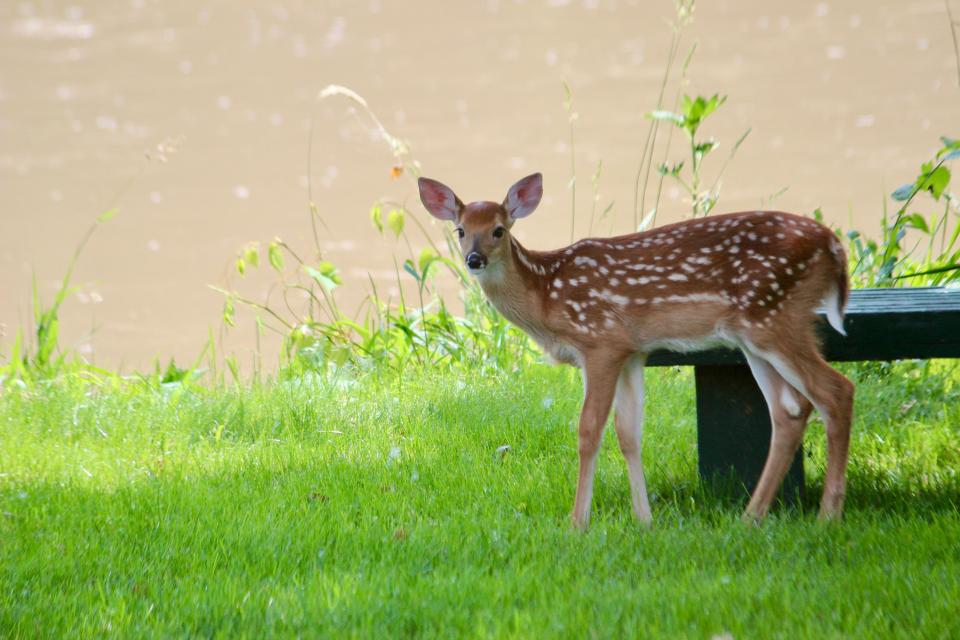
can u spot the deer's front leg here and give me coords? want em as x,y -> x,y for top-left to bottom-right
571,353 -> 627,530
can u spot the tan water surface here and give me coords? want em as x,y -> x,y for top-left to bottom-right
1,0 -> 958,370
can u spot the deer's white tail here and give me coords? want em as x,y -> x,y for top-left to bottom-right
824,285 -> 847,336
824,235 -> 849,336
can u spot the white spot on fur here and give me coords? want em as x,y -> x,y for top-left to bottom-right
665,293 -> 728,304
667,273 -> 688,282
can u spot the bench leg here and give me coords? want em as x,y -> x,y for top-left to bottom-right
693,364 -> 804,505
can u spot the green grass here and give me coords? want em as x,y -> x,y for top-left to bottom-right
1,361 -> 959,638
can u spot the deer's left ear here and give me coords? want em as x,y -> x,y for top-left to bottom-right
503,173 -> 542,220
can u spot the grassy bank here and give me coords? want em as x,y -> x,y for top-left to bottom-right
1,361 -> 958,638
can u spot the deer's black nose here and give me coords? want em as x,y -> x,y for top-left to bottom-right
466,252 -> 487,270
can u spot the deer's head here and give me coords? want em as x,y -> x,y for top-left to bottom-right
418,173 -> 543,275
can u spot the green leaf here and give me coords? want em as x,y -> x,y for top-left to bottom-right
243,243 -> 260,268
941,149 -> 960,162
235,257 -> 246,276
679,93 -> 726,136
646,110 -> 685,126
694,140 -> 717,155
305,261 -> 342,291
268,239 -> 285,272
370,204 -> 383,233
903,213 -> 930,233
657,161 -> 684,177
891,183 -> 916,201
386,208 -> 405,237
919,165 -> 950,200
418,247 -> 439,277
97,208 -> 118,223
402,259 -> 420,283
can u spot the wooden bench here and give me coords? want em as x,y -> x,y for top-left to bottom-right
647,286 -> 960,501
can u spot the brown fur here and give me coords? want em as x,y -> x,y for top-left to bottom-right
421,176 -> 854,528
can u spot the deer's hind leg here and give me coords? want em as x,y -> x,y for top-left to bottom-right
744,334 -> 855,520
742,349 -> 813,520
613,355 -> 652,525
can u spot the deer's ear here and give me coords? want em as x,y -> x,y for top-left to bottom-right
504,173 -> 542,220
418,177 -> 463,222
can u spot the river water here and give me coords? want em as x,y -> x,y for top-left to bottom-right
1,0 -> 958,370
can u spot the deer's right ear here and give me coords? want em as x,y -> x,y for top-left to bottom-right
418,177 -> 463,222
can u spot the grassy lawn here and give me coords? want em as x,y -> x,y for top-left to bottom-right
1,361 -> 959,638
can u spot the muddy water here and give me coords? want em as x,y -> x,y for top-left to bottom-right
1,1 -> 958,370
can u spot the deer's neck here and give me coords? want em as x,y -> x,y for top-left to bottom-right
476,237 -> 551,335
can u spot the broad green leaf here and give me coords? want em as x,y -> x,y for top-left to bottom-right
920,165 -> 950,200
235,257 -> 246,276
386,208 -> 405,237
903,213 -> 929,233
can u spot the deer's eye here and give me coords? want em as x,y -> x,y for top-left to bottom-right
492,227 -> 505,238
457,228 -> 465,239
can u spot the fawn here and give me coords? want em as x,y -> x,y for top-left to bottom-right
419,173 -> 854,529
